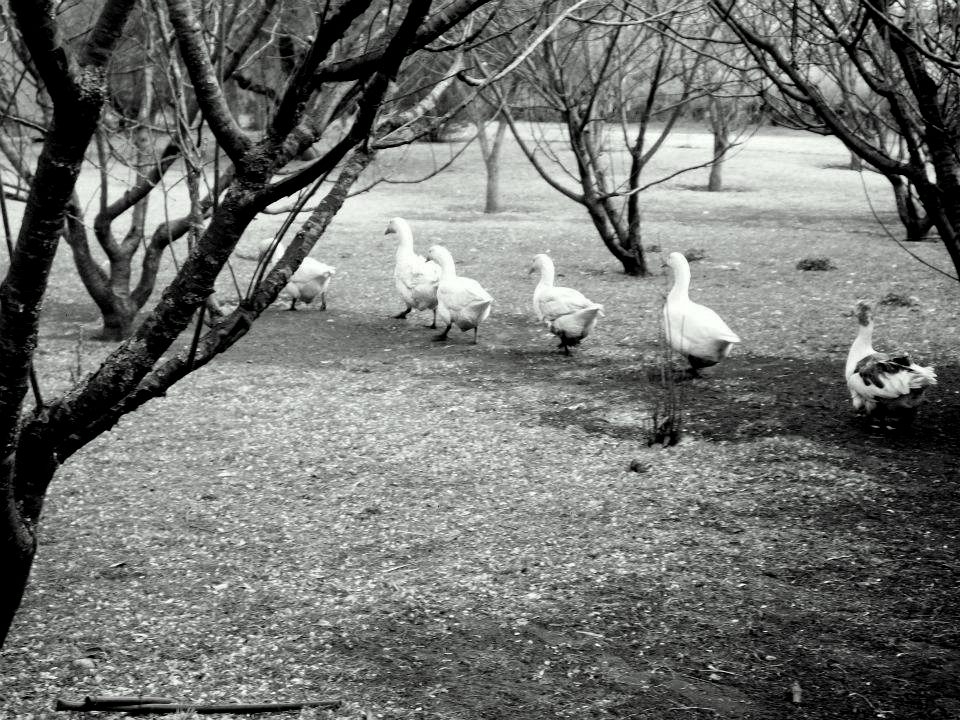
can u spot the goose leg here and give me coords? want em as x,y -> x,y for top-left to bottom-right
472,327 -> 479,345
288,298 -> 298,311
392,306 -> 412,320
434,323 -> 452,341
429,308 -> 437,329
320,292 -> 327,311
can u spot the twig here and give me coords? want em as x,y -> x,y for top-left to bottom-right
55,696 -> 342,715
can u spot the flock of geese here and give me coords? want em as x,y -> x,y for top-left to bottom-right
251,216 -> 938,427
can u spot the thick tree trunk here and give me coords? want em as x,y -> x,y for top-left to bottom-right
582,197 -> 647,276
484,158 -> 501,213
0,517 -> 38,647
0,430 -> 58,647
707,139 -> 727,191
890,175 -> 934,242
707,97 -> 731,192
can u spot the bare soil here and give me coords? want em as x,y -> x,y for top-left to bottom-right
1,127 -> 958,719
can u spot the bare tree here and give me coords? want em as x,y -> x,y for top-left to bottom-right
0,0 -> 504,650
466,75 -> 519,213
473,0 -> 723,276
712,0 -> 960,259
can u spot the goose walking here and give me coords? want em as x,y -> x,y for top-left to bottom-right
663,252 -> 740,374
426,244 -> 493,344
257,239 -> 336,311
386,217 -> 440,327
529,254 -> 604,354
845,299 -> 936,426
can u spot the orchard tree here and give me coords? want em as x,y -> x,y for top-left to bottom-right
0,0 -> 506,650
712,0 -> 960,260
473,0 -> 724,276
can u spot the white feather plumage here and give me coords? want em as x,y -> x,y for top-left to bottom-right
257,238 -> 336,310
845,300 -> 936,420
530,254 -> 604,353
387,217 -> 440,326
663,252 -> 740,370
426,244 -> 493,344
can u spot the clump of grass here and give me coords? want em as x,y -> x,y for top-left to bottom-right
645,243 -> 662,254
684,247 -> 707,262
796,257 -> 836,271
879,290 -> 921,308
644,302 -> 683,448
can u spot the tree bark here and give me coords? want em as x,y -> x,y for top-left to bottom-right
482,118 -> 507,213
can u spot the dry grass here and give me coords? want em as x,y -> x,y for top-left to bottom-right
1,126 -> 958,720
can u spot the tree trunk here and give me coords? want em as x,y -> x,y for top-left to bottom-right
98,299 -> 137,340
478,114 -> 507,214
707,97 -> 730,192
707,142 -> 726,191
0,431 -> 58,648
484,156 -> 501,213
583,196 -> 647,276
890,175 -> 934,242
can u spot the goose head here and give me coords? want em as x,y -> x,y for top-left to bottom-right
529,253 -> 554,276
426,244 -> 456,275
665,252 -> 689,274
855,299 -> 873,327
384,217 -> 412,238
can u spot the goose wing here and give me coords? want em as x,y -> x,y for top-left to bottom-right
537,286 -> 596,322
849,352 -> 937,403
549,305 -> 603,339
398,256 -> 440,297
440,276 -> 492,310
293,257 -> 335,283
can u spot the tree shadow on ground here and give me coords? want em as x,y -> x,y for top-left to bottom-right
231,307 -> 957,476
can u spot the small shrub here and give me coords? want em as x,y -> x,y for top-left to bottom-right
684,247 -> 707,262
796,257 -> 836,271
879,291 -> 921,308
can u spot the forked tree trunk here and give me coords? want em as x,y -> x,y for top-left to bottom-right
474,111 -> 509,214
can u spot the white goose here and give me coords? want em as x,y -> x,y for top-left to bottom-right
426,244 -> 493,344
663,251 -> 740,373
386,217 -> 440,327
529,253 -> 604,354
257,238 -> 336,310
845,299 -> 936,425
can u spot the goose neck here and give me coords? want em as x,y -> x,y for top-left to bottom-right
668,262 -> 690,299
435,253 -> 456,278
537,262 -> 555,288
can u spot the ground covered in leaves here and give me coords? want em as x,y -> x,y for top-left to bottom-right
1,128 -> 958,719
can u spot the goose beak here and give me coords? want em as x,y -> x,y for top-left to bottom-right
527,266 -> 536,275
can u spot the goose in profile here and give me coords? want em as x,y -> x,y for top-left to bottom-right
386,217 -> 440,327
662,251 -> 740,374
845,299 -> 936,426
257,238 -> 336,311
425,244 -> 493,344
529,253 -> 604,354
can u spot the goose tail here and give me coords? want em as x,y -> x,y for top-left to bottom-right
552,305 -> 603,339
